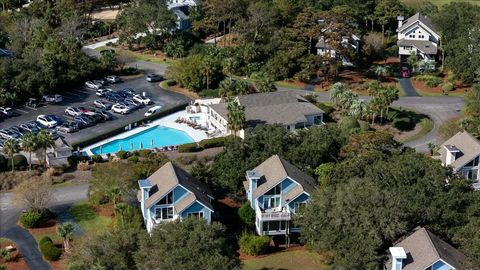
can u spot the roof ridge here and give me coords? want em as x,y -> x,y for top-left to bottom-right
423,228 -> 441,261
274,155 -> 289,177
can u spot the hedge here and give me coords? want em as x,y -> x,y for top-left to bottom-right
178,143 -> 202,153
116,151 -> 128,159
127,156 -> 139,163
238,203 -> 255,227
91,154 -> 103,163
393,117 -> 415,131
40,239 -> 62,261
19,210 -> 43,228
441,82 -> 454,92
0,155 -> 7,171
198,136 -> 233,149
239,234 -> 271,256
138,149 -> 153,157
8,154 -> 28,170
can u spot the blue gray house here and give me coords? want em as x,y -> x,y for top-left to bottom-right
244,155 -> 317,240
138,161 -> 214,233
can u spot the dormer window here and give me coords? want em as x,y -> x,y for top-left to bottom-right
465,156 -> 480,167
265,185 -> 281,195
158,192 -> 173,205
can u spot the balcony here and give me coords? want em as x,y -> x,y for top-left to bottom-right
255,204 -> 291,221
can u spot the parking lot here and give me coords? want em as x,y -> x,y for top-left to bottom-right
0,75 -> 190,147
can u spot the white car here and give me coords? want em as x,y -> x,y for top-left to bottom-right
105,75 -> 121,83
42,94 -> 63,104
96,88 -> 112,97
111,103 -> 130,115
65,107 -> 83,117
133,94 -> 152,105
94,100 -> 112,110
0,107 -> 13,117
146,74 -> 162,82
85,81 -> 102,89
36,115 -> 58,128
144,106 -> 162,117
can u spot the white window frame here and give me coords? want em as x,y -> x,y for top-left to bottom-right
293,202 -> 307,213
155,206 -> 174,220
187,212 -> 204,219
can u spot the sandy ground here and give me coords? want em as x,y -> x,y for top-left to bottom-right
92,9 -> 120,21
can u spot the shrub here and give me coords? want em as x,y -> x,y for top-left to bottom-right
358,120 -> 370,132
116,151 -> 128,159
0,248 -> 12,262
8,155 -> 27,170
239,234 -> 270,256
92,155 -> 103,163
441,82 -> 455,92
138,149 -> 153,157
178,143 -> 202,153
127,156 -> 139,163
238,203 -> 255,227
77,161 -> 91,171
198,136 -> 231,149
0,155 -> 7,172
166,79 -> 176,87
338,116 -> 360,135
19,210 -> 43,228
40,240 -> 62,261
425,77 -> 442,88
386,110 -> 399,122
39,236 -> 53,246
316,102 -> 334,115
89,191 -> 109,205
392,117 -> 415,131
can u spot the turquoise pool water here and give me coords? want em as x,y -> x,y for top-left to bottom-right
91,125 -> 194,154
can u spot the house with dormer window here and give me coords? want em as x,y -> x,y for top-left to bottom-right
244,155 -> 317,241
438,131 -> 480,189
397,13 -> 440,70
137,162 -> 214,233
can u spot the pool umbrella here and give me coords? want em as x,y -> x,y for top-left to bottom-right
119,145 -> 123,151
151,139 -> 154,147
130,143 -> 133,150
140,142 -> 143,149
99,146 -> 103,154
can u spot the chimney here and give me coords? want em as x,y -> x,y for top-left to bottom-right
389,247 -> 407,270
397,16 -> 404,29
246,170 -> 261,207
444,145 -> 460,166
138,179 -> 152,215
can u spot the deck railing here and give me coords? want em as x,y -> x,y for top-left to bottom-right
255,204 -> 291,221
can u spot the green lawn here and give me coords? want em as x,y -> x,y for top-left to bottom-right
400,117 -> 434,143
243,250 -> 328,270
402,0 -> 480,7
95,46 -> 177,65
71,201 -> 112,235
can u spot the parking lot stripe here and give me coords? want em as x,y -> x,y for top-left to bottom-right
16,108 -> 29,113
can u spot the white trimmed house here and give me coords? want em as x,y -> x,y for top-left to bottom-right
167,0 -> 197,30
316,34 -> 361,66
138,162 -> 214,233
397,13 -> 440,70
244,155 -> 317,241
438,131 -> 480,189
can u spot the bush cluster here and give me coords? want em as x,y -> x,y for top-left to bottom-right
179,137 -> 233,153
19,210 -> 43,228
116,151 -> 129,159
127,156 -> 139,163
0,155 -> 7,172
239,234 -> 271,256
39,236 -> 62,261
138,149 -> 153,157
91,155 -> 103,163
441,82 -> 455,92
392,117 -> 415,131
238,203 -> 255,227
416,75 -> 442,88
178,143 -> 202,153
6,155 -> 28,170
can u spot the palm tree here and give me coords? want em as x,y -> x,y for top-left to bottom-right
21,133 -> 38,171
374,65 -> 388,81
427,143 -> 437,156
36,130 -> 54,166
3,139 -> 19,172
368,96 -> 382,125
349,99 -> 368,119
57,222 -> 75,253
227,100 -> 246,137
330,83 -> 348,107
339,91 -> 358,111
114,202 -> 128,229
222,57 -> 237,79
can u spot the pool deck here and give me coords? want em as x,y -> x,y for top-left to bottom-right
82,111 -> 215,155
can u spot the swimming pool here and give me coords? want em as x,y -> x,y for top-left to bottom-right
91,125 -> 194,154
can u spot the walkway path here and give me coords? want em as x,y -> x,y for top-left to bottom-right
399,78 -> 419,96
0,183 -> 89,269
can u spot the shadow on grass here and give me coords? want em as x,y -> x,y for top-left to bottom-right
70,202 -> 96,222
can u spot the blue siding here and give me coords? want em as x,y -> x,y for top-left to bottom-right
432,260 -> 453,270
180,202 -> 211,221
173,186 -> 188,203
288,193 -> 310,212
281,178 -> 296,194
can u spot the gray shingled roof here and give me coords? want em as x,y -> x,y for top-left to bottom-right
209,91 -> 324,127
315,37 -> 332,49
397,39 -> 438,55
244,155 -> 317,199
439,131 -> 480,171
142,162 -> 213,212
397,13 -> 438,33
386,227 -> 466,270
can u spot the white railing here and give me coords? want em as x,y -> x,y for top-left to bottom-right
255,204 -> 291,221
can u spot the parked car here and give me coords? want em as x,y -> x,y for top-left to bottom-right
400,67 -> 411,78
65,107 -> 83,117
37,115 -> 58,128
94,79 -> 107,86
0,140 -> 5,151
124,98 -> 142,109
144,105 -> 162,117
0,107 -> 13,117
0,129 -> 20,140
92,109 -> 113,121
118,101 -> 137,112
85,81 -> 102,89
10,126 -> 28,136
94,99 -> 112,110
47,129 -> 59,140
84,113 -> 103,124
49,115 -> 65,125
133,94 -> 152,105
56,122 -> 79,133
111,103 -> 131,114
77,107 -> 91,114
146,74 -> 162,82
96,88 -> 112,97
74,115 -> 94,128
105,92 -> 124,103
25,98 -> 39,108
105,75 -> 121,83
42,94 -> 63,104
20,121 -> 41,133
123,88 -> 135,96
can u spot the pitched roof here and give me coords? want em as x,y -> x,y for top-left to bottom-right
245,155 -> 317,199
386,227 -> 466,270
142,162 -> 213,212
397,39 -> 438,55
439,131 -> 480,170
397,13 -> 438,34
209,91 -> 324,127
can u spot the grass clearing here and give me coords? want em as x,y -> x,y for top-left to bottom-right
71,201 -> 112,235
95,46 -> 177,65
402,0 -> 480,7
242,250 -> 329,270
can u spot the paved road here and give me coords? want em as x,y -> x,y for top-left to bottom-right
0,184 -> 89,269
276,86 -> 462,152
399,78 -> 419,96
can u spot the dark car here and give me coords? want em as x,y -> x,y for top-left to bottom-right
20,121 -> 41,133
93,109 -> 113,121
10,126 -> 28,136
74,115 -> 94,128
85,113 -> 103,124
123,88 -> 135,96
56,122 -> 79,133
49,115 -> 65,125
105,92 -> 124,103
